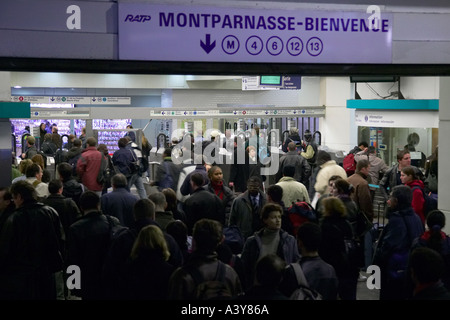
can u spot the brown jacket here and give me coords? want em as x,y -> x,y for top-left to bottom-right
347,172 -> 374,220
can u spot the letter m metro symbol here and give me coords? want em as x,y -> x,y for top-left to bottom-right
226,40 -> 235,50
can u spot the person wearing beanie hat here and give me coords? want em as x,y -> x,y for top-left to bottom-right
300,130 -> 318,167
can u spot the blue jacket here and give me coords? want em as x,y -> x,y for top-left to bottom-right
100,188 -> 139,228
112,146 -> 136,177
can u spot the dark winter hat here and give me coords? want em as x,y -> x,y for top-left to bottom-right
304,129 -> 312,137
316,150 -> 331,166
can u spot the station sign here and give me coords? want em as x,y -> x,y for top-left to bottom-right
149,107 -> 324,119
119,3 -> 392,63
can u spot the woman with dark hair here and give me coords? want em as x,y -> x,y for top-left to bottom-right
411,210 -> 450,290
161,187 -> 186,223
319,197 -> 359,300
331,178 -> 371,279
205,165 -> 235,223
424,146 -> 438,194
330,178 -> 358,233
97,143 -> 114,195
41,133 -> 58,156
39,122 -> 48,148
401,165 -> 425,225
166,219 -> 191,264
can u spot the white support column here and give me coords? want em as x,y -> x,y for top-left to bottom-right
319,77 -> 354,152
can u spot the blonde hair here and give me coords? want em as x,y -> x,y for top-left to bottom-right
321,197 -> 347,218
130,225 -> 170,261
19,159 -> 33,174
289,127 -> 299,135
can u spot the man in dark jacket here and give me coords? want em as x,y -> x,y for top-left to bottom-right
373,185 -> 424,300
112,137 -> 136,185
21,135 -> 38,160
229,136 -> 250,193
0,187 -> 15,234
154,147 -> 181,192
0,181 -> 64,300
179,154 -> 209,197
101,173 -> 139,228
67,191 -> 121,300
57,162 -> 84,209
168,219 -> 243,299
183,173 -> 225,235
229,176 -> 267,240
348,141 -> 368,156
66,138 -> 83,178
276,141 -> 311,188
43,179 -> 81,245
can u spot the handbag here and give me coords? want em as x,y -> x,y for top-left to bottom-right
128,150 -> 140,175
425,173 -> 437,193
355,211 -> 374,238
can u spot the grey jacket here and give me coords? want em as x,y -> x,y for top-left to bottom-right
355,151 -> 389,185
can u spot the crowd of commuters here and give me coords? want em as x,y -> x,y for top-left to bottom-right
0,126 -> 446,300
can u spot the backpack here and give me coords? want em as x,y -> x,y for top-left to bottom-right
54,148 -> 68,165
186,261 -> 233,300
128,149 -> 140,176
68,152 -> 81,176
287,201 -> 317,237
343,153 -> 356,177
289,263 -> 322,300
412,186 -> 438,217
283,137 -> 303,154
96,155 -> 109,185
105,215 -> 127,242
223,225 -> 244,254
159,161 -> 174,191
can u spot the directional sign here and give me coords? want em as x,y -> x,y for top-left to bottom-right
11,96 -> 130,105
90,97 -> 131,105
118,3 -> 392,63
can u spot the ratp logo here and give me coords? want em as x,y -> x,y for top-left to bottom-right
124,14 -> 151,22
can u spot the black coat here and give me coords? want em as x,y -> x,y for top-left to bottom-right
102,218 -> 184,299
229,146 -> 250,193
67,211 -> 121,300
183,188 -> 225,234
0,202 -> 64,299
42,194 -> 81,242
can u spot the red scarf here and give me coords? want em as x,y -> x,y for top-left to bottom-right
211,180 -> 224,200
420,230 -> 447,241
